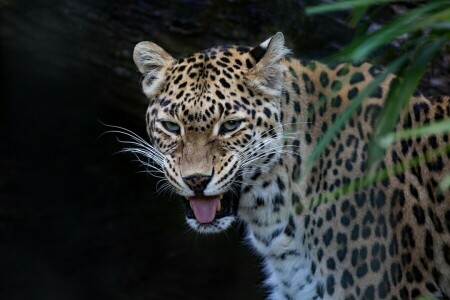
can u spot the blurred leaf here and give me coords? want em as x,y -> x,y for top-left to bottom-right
309,143 -> 450,206
306,0 -> 450,181
429,22 -> 450,30
304,52 -> 411,176
368,37 -> 447,168
306,0 -> 397,15
334,2 -> 449,61
349,6 -> 368,28
439,173 -> 450,193
379,119 -> 450,148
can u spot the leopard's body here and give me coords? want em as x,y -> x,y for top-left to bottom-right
132,33 -> 450,299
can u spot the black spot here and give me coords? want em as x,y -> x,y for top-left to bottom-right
443,244 -> 450,265
425,230 -> 434,259
159,98 -> 171,107
426,282 -> 438,293
326,275 -> 335,295
303,73 -> 316,94
175,90 -> 184,99
304,215 -> 310,228
340,270 -> 354,288
320,71 -> 329,87
216,90 -> 225,100
256,197 -> 265,206
331,80 -> 342,91
427,156 -> 444,172
273,193 -> 285,208
348,87 -> 359,100
401,225 -> 415,248
276,176 -> 285,191
363,285 -> 374,299
337,247 -> 347,262
412,265 -> 423,282
412,205 -> 425,225
351,249 -> 358,267
316,283 -> 324,298
400,287 -> 408,299
291,193 -> 300,204
351,225 -> 359,241
243,185 -> 252,194
363,211 -> 375,225
429,207 -> 444,233
356,263 -> 368,278
428,135 -> 439,149
292,82 -> 301,95
370,86 -> 383,98
263,107 -> 272,118
356,192 -> 366,207
370,258 -> 380,272
411,288 -> 421,298
305,133 -> 312,144
327,257 -> 336,270
391,262 -> 402,285
401,253 -> 411,265
413,102 -> 429,122
219,77 -> 230,88
375,190 -> 386,208
360,246 -> 368,260
337,66 -> 349,76
317,248 -> 324,262
245,59 -> 253,69
289,66 -> 298,78
294,101 -> 301,113
323,228 -> 333,246
350,72 -> 365,84
331,96 -> 342,108
445,210 -> 450,232
284,215 -> 296,237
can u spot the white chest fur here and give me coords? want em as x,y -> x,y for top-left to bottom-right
239,190 -> 326,300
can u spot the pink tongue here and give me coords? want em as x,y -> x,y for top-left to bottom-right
189,197 -> 219,223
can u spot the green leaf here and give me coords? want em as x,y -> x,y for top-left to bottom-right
368,37 -> 448,168
306,0 -> 397,15
379,119 -> 450,149
331,2 -> 449,61
349,6 -> 368,28
439,173 -> 450,193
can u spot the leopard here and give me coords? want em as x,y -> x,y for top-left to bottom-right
131,32 -> 450,299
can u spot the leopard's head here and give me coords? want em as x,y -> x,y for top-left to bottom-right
133,33 -> 289,233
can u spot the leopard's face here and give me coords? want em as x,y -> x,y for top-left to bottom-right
134,34 -> 289,233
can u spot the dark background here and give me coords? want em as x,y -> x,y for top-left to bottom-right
0,1 -> 447,299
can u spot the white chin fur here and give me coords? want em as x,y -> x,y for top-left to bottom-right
185,216 -> 236,234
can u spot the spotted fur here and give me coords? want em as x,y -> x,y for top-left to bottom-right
132,33 -> 450,299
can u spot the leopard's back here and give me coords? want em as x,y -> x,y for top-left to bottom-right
281,58 -> 450,299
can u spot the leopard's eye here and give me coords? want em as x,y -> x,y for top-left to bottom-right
219,119 -> 242,135
161,121 -> 181,135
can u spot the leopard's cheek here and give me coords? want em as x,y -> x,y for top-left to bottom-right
161,154 -> 188,193
204,152 -> 241,195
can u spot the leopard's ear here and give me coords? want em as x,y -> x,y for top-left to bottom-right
133,41 -> 176,99
246,32 -> 290,96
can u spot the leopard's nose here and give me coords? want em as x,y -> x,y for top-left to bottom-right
182,174 -> 212,193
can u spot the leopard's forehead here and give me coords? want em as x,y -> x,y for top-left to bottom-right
154,45 -> 258,131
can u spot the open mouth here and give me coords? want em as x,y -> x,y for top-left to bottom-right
182,192 -> 239,224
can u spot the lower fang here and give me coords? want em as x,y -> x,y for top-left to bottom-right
216,200 -> 222,212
